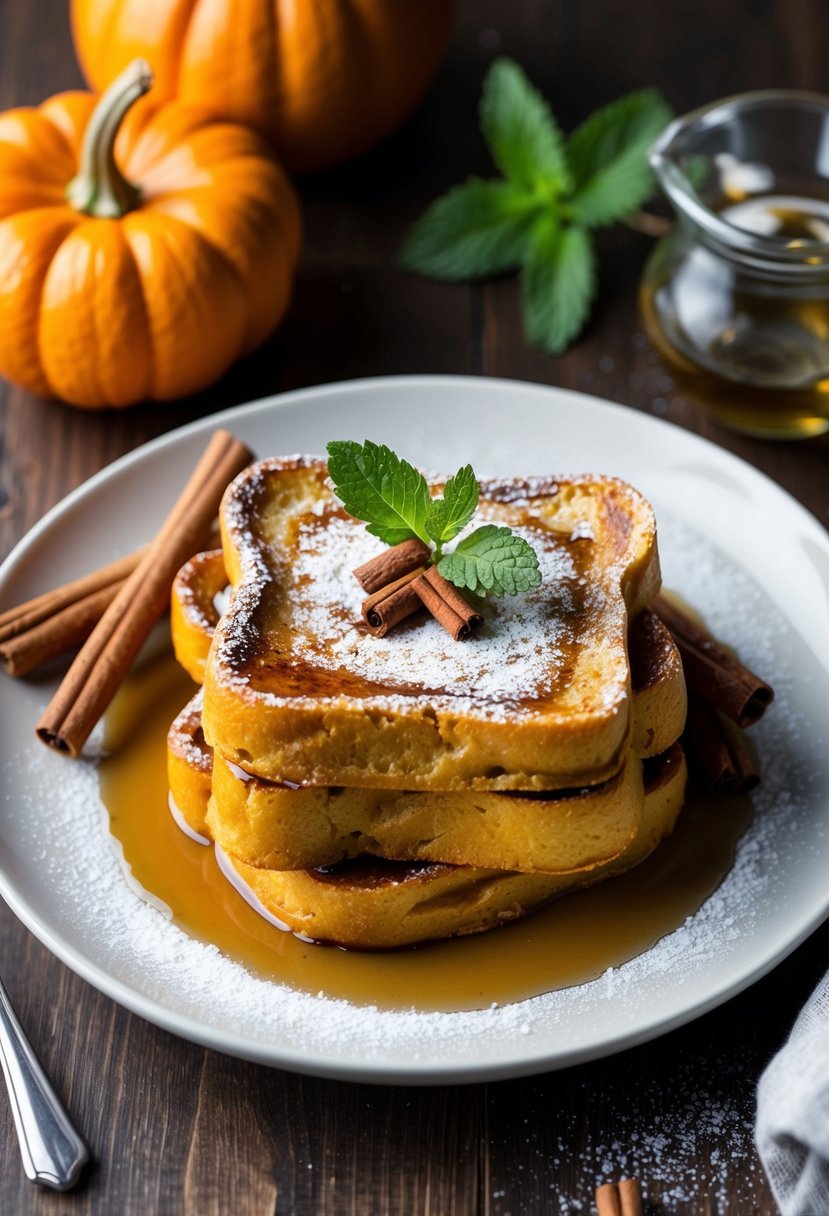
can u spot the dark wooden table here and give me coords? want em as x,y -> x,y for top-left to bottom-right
1,2 -> 828,1212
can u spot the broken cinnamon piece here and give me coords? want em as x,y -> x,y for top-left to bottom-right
618,1177 -> 644,1216
353,538 -> 431,594
653,594 -> 773,727
412,566 -> 483,641
684,697 -> 760,796
36,429 -> 253,757
595,1182 -> 623,1216
361,567 -> 427,637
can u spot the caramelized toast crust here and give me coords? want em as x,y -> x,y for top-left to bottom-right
200,459 -> 662,791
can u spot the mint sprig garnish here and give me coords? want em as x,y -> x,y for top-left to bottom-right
326,441 -> 541,598
400,59 -> 670,355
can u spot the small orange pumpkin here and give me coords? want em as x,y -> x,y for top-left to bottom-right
0,60 -> 301,409
71,0 -> 454,174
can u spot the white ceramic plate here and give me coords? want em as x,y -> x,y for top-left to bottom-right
1,376 -> 828,1085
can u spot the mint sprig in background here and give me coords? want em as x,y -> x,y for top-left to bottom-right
400,59 -> 671,355
327,440 -> 542,597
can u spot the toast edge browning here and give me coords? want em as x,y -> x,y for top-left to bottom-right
202,458 -> 661,791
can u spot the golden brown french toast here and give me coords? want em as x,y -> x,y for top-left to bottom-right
172,554 -> 684,762
167,608 -> 685,871
197,458 -> 662,792
222,745 -> 686,949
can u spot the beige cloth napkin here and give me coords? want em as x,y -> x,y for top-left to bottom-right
756,972 -> 829,1215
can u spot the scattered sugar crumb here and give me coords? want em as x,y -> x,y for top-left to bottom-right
543,1046 -> 763,1211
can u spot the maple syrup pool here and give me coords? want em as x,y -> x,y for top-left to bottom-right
99,650 -> 750,1013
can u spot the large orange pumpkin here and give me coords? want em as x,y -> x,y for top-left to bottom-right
71,0 -> 454,174
0,61 -> 300,408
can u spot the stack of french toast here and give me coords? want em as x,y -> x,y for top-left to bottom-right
166,457 -> 688,950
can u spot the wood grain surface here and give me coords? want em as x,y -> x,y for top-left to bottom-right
1,2 -> 828,1213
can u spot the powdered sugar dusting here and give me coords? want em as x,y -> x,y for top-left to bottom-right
1,508 -> 823,1087
289,509 -> 578,707
213,461 -> 636,724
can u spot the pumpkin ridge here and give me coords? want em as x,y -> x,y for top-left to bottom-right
170,0 -> 207,96
32,214 -> 86,401
122,209 -> 247,399
161,210 -> 254,346
39,93 -> 99,167
143,171 -> 299,351
99,221 -> 154,406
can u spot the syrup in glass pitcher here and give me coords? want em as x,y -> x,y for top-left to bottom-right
640,90 -> 829,438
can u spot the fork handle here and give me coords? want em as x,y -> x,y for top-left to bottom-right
0,976 -> 89,1190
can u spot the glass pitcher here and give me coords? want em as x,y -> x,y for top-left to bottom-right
640,90 -> 829,439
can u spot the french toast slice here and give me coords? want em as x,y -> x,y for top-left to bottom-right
167,608 -> 686,872
221,746 -> 686,949
172,552 -> 684,763
198,458 -> 662,791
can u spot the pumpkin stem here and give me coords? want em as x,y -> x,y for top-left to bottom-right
66,59 -> 153,219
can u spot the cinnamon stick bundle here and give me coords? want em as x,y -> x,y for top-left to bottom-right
684,697 -> 760,797
353,538 -> 431,594
412,566 -> 483,641
36,429 -> 253,757
354,542 -> 483,640
361,566 -> 427,637
653,595 -> 773,728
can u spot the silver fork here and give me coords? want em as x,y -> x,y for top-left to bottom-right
0,974 -> 89,1190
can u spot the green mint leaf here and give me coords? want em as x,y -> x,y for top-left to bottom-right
521,219 -> 595,355
326,440 -> 431,545
567,89 -> 672,227
400,178 -> 538,281
437,525 -> 542,597
480,58 -> 572,192
425,464 -> 479,544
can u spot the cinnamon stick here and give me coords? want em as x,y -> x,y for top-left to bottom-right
36,429 -> 253,757
0,547 -> 145,645
412,566 -> 483,641
353,538 -> 431,594
653,594 -> 773,727
361,567 -> 427,637
684,697 -> 760,797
